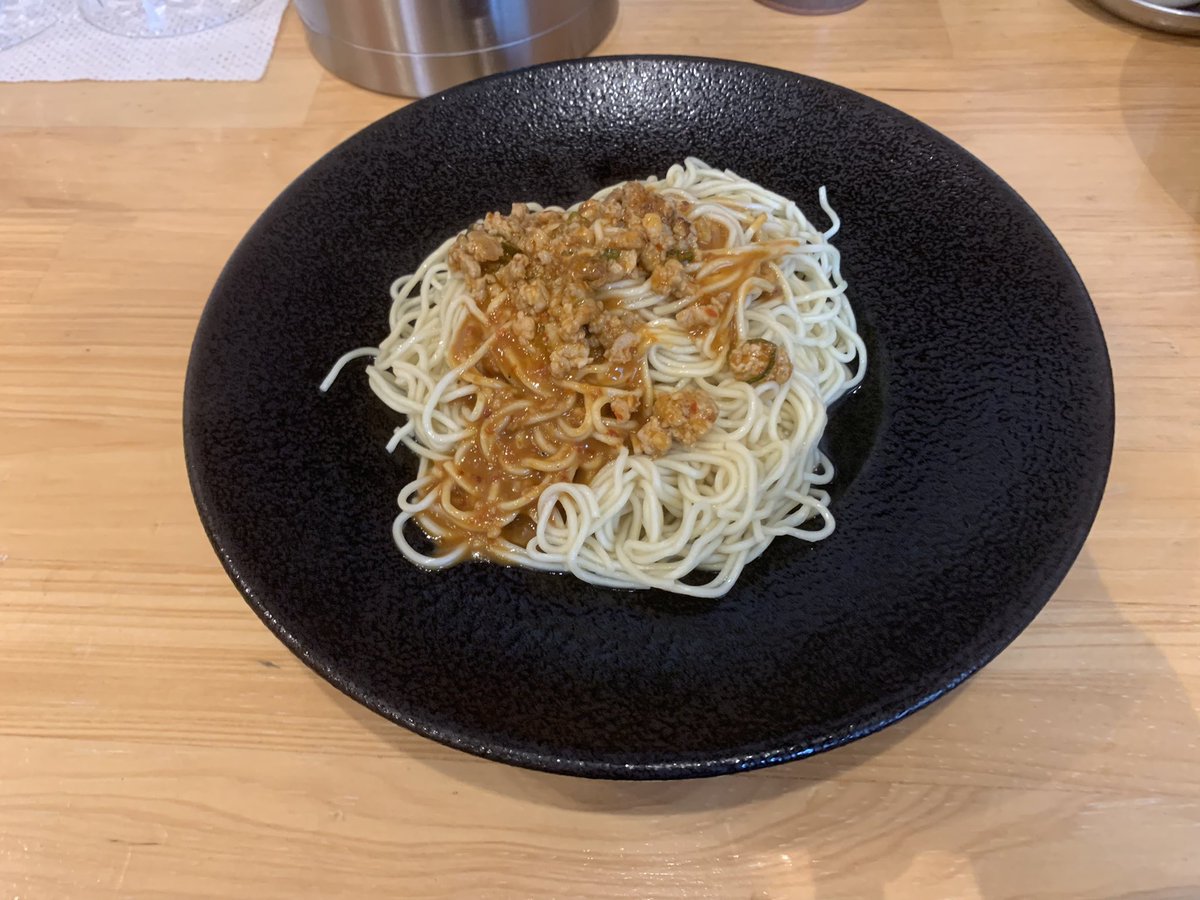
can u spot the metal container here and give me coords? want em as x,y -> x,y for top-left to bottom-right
294,0 -> 619,98
754,0 -> 868,13
1090,0 -> 1200,36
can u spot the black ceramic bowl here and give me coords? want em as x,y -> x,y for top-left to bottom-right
184,56 -> 1113,779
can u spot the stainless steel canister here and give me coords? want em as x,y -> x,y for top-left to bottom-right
293,0 -> 619,98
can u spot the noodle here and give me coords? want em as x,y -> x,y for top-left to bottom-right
323,159 -> 866,597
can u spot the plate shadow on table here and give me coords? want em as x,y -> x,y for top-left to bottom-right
1067,0 -> 1200,223
314,550 -> 1200,895
1119,30 -> 1200,223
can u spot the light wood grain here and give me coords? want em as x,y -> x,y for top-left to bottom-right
1,1 -> 1198,897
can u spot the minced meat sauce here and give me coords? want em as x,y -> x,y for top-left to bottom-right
423,180 -> 794,556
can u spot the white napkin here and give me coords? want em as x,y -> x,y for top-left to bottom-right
0,0 -> 288,82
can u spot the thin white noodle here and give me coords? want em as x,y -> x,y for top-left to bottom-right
318,346 -> 377,393
325,158 -> 866,597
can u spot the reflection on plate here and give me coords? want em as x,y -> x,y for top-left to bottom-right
184,57 -> 1113,779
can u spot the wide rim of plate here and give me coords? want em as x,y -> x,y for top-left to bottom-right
184,55 -> 1114,779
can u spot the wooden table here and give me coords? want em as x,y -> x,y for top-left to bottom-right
2,1 -> 1197,896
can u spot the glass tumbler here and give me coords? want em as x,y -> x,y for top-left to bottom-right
0,0 -> 60,50
78,0 -> 264,37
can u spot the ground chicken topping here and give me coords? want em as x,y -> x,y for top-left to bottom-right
447,182 -> 704,389
590,309 -> 643,354
610,394 -> 640,422
653,388 -> 719,444
729,338 -> 793,385
447,181 -> 715,454
676,295 -> 724,334
446,180 -> 785,462
632,388 -> 720,458
631,417 -> 672,458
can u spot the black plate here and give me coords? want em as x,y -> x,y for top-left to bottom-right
184,57 -> 1113,779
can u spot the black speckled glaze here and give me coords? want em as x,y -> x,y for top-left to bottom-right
183,57 -> 1113,779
